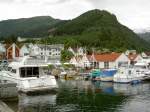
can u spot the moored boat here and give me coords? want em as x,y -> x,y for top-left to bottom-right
0,56 -> 58,93
113,61 -> 150,83
113,67 -> 134,83
89,69 -> 102,80
101,69 -> 117,82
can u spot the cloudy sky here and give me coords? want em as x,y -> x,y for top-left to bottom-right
0,0 -> 150,31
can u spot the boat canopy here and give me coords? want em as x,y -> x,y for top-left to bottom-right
101,69 -> 117,77
9,56 -> 48,69
90,69 -> 102,77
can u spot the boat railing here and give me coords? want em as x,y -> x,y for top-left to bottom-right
23,59 -> 59,65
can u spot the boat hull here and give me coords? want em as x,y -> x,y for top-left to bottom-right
0,71 -> 58,93
101,76 -> 113,82
101,69 -> 117,82
113,77 -> 132,83
113,75 -> 144,84
18,86 -> 58,94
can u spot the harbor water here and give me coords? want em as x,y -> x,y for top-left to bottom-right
2,80 -> 150,112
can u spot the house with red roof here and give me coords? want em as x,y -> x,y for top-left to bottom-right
128,54 -> 143,65
90,53 -> 130,69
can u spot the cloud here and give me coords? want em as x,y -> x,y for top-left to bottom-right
0,0 -> 15,3
85,0 -> 150,29
0,0 -> 150,30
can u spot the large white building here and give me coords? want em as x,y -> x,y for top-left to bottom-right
90,53 -> 130,69
30,44 -> 64,60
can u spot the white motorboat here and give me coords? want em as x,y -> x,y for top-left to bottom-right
113,61 -> 150,83
113,67 -> 134,83
0,56 -> 58,93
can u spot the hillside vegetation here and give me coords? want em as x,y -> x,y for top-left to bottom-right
47,9 -> 150,52
0,9 -> 149,52
0,16 -> 60,37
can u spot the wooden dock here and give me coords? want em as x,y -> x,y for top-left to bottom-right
0,80 -> 17,112
0,80 -> 17,99
0,100 -> 14,112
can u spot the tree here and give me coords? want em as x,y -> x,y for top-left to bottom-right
4,35 -> 18,44
61,50 -> 74,62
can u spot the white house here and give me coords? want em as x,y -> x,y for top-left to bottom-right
128,54 -> 143,65
90,53 -> 130,69
20,44 -> 30,57
77,47 -> 84,56
68,47 -> 76,55
68,47 -> 84,56
80,54 -> 91,68
69,56 -> 83,67
30,44 -> 40,56
30,44 -> 64,60
17,37 -> 42,42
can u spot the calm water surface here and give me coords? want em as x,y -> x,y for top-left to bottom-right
3,80 -> 150,112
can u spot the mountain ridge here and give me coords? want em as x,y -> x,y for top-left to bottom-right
0,9 -> 149,51
0,16 -> 61,38
47,9 -> 150,51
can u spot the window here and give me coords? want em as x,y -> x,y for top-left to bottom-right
20,67 -> 39,78
104,62 -> 109,69
24,53 -> 29,56
118,62 -> 128,67
27,68 -> 32,77
20,68 -> 26,77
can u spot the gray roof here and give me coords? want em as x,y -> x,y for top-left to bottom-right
36,44 -> 64,50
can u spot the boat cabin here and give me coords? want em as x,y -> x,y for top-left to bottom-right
8,58 -> 48,79
20,67 -> 39,78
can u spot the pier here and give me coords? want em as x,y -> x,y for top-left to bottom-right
0,80 -> 17,99
0,80 -> 17,112
0,100 -> 14,112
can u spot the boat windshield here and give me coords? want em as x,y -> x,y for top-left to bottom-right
19,67 -> 39,78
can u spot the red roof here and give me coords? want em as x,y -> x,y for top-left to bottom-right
128,54 -> 138,61
93,53 -> 122,62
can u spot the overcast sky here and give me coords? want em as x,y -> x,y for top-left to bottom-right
0,0 -> 150,31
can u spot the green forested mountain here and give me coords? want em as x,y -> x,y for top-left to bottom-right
48,9 -> 150,52
0,9 -> 149,52
0,16 -> 61,37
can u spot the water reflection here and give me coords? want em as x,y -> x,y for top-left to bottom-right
113,83 -> 150,95
2,80 -> 150,112
18,94 -> 56,112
